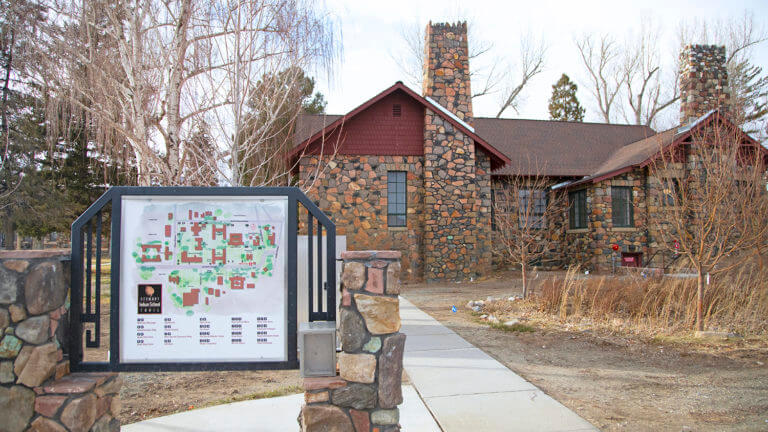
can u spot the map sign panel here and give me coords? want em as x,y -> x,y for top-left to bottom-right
119,196 -> 288,363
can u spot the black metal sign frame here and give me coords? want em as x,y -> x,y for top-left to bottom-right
69,186 -> 336,372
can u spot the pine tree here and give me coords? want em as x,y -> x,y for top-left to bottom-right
548,74 -> 585,122
238,67 -> 327,186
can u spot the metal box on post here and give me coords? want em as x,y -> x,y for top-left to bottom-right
298,321 -> 337,377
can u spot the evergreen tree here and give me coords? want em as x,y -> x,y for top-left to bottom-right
239,67 -> 327,186
548,74 -> 585,122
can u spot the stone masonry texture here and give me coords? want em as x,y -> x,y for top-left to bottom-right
299,251 -> 405,432
297,34 -> 736,280
300,155 -> 425,282
0,251 -> 122,432
564,171 -> 649,271
423,21 -> 473,123
422,111 -> 493,280
679,44 -> 730,124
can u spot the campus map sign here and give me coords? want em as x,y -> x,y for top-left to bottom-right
118,196 -> 288,363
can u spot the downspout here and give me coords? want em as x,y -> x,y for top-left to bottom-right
644,166 -> 651,266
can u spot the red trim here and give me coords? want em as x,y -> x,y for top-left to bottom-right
565,110 -> 765,190
287,81 -> 511,168
639,111 -> 767,168
585,166 -> 635,185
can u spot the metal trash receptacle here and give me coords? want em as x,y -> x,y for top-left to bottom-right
298,321 -> 336,377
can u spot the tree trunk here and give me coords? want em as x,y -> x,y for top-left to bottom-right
2,220 -> 15,250
164,0 -> 192,185
521,262 -> 528,299
696,268 -> 705,331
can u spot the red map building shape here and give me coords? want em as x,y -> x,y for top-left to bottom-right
230,276 -> 245,290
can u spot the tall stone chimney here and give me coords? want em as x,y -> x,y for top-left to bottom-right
679,44 -> 730,124
421,21 -> 492,281
423,21 -> 473,124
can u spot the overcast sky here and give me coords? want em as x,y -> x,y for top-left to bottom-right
313,0 -> 768,130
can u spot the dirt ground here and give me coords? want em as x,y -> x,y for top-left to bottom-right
94,271 -> 767,428
401,273 -> 768,432
119,370 -> 302,424
85,308 -> 303,425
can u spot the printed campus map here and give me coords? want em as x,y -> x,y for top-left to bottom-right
119,196 -> 288,363
132,204 -> 280,315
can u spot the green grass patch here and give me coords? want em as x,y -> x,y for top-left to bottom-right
489,322 -> 535,333
198,385 -> 304,410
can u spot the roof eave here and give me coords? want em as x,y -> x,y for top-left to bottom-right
287,81 -> 512,170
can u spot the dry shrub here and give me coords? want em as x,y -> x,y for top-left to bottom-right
482,298 -> 518,317
532,265 -> 768,336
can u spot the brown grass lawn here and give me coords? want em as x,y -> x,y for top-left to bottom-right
401,272 -> 768,432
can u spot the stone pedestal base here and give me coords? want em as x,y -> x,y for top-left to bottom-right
300,376 -> 400,432
0,251 -> 123,432
32,372 -> 122,432
298,251 -> 405,432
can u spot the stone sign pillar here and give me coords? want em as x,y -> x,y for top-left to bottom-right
0,250 -> 122,432
299,251 -> 405,432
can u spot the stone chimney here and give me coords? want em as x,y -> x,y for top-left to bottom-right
679,44 -> 730,124
421,21 -> 492,282
423,21 -> 473,124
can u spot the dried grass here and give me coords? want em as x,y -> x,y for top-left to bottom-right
530,264 -> 768,336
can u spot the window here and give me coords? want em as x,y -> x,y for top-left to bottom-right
569,190 -> 587,229
611,186 -> 634,227
387,171 -> 407,227
491,187 -> 512,231
392,104 -> 402,117
491,188 -> 497,231
661,178 -> 681,206
519,189 -> 547,229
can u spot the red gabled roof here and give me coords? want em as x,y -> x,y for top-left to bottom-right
564,110 -> 765,189
287,81 -> 511,170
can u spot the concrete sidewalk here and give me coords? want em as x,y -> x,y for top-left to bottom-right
121,384 -> 439,431
400,296 -> 598,432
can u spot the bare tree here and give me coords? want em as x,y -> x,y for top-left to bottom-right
391,20 -> 499,99
495,32 -> 546,118
575,33 -> 625,123
391,20 -> 545,116
39,0 -> 338,187
492,168 -> 565,298
649,118 -> 768,331
622,18 -> 678,127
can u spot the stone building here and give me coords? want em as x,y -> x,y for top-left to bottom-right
288,23 -> 764,282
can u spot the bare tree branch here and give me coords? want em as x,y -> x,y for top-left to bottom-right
492,159 -> 565,297
495,32 -> 546,118
649,120 -> 768,330
575,33 -> 626,123
38,0 -> 339,186
622,17 -> 679,127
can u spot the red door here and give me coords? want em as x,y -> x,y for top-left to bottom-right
621,252 -> 643,268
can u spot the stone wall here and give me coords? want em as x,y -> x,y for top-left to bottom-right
490,178 -> 568,270
423,111 -> 492,280
422,22 -> 473,123
299,156 -> 425,282
563,170 -> 659,271
299,251 -> 404,432
0,250 -> 121,432
645,165 -> 686,269
679,44 -> 730,124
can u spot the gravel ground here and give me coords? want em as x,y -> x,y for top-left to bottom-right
401,274 -> 768,432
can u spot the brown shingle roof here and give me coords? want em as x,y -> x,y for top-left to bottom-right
289,82 -> 511,169
296,115 -> 657,177
588,128 -> 677,179
294,114 -> 342,146
472,118 -> 656,176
